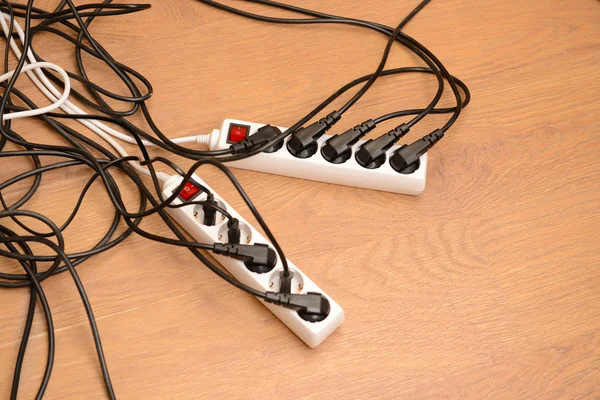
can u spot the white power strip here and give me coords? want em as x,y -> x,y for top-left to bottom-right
162,175 -> 344,348
208,119 -> 428,195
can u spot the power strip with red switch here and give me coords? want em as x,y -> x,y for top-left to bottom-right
162,174 -> 345,348
206,119 -> 428,195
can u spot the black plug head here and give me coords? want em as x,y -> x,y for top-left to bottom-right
259,126 -> 285,153
321,120 -> 376,164
297,292 -> 331,322
355,124 -> 410,169
213,243 -> 277,273
202,197 -> 218,226
264,292 -> 331,322
354,138 -> 388,169
389,146 -> 421,174
389,129 -> 444,174
279,270 -> 294,294
227,218 -> 241,244
231,125 -> 284,155
286,111 -> 341,159
286,126 -> 320,159
321,138 -> 351,164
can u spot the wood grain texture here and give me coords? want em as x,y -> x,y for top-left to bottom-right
1,0 -> 599,398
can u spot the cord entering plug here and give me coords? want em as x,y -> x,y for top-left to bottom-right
203,196 -> 218,226
218,219 -> 252,244
226,218 -> 241,244
192,195 -> 227,226
269,268 -> 304,294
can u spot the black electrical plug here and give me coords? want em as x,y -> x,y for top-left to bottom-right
390,129 -> 444,174
227,218 -> 241,244
354,123 -> 410,169
321,119 -> 376,164
213,243 -> 277,273
202,195 -> 218,226
286,111 -> 341,159
279,270 -> 294,294
265,292 -> 330,322
230,125 -> 284,155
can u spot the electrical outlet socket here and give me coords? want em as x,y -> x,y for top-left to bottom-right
191,194 -> 228,226
217,219 -> 253,244
269,268 -> 305,294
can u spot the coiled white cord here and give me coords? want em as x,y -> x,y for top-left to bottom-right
0,61 -> 70,120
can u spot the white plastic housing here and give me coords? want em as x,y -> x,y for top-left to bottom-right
162,175 -> 344,348
210,119 -> 428,195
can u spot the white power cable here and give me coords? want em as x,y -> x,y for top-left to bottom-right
0,13 -> 178,183
0,61 -> 71,120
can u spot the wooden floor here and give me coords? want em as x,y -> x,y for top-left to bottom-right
1,0 -> 599,398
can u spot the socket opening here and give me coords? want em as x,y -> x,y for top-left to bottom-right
192,195 -> 228,226
217,220 -> 253,244
268,268 -> 305,294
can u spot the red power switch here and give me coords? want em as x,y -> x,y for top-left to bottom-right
179,180 -> 201,202
227,123 -> 250,143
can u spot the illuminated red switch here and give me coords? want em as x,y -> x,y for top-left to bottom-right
179,180 -> 201,201
227,123 -> 250,143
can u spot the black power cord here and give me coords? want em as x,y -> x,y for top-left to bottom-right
191,1 -> 465,167
0,3 -> 273,397
0,1 -> 468,398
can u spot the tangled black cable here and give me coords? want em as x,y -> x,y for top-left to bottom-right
187,0 -> 468,163
0,0 -> 468,398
